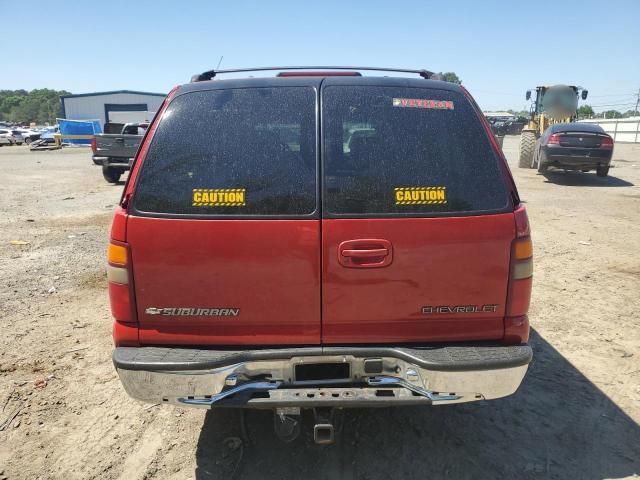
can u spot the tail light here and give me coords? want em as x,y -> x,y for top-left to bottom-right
600,136 -> 613,149
108,242 -> 132,320
547,133 -> 561,145
108,210 -> 138,345
505,205 -> 532,344
90,136 -> 96,153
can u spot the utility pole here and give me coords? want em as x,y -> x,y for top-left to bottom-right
634,88 -> 640,117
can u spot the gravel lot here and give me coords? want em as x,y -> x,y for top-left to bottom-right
0,137 -> 639,480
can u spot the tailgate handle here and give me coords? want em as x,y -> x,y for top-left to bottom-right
341,248 -> 388,258
338,239 -> 393,268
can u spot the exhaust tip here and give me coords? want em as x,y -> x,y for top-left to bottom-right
313,423 -> 335,445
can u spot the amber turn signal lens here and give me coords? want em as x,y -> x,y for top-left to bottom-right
514,238 -> 533,260
108,243 -> 128,266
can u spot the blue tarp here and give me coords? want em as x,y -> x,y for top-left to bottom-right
57,118 -> 102,145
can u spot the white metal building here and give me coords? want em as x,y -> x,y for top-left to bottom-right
60,90 -> 166,127
483,111 -> 515,119
580,117 -> 640,143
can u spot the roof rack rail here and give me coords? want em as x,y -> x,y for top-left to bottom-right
190,66 -> 434,82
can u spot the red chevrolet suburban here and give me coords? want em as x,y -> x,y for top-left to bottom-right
109,67 -> 533,443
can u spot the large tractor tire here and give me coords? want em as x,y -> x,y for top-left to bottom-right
518,130 -> 537,168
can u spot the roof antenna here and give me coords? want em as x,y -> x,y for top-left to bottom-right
216,56 -> 224,70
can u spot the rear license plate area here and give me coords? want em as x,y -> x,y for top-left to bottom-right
295,363 -> 350,382
569,149 -> 589,157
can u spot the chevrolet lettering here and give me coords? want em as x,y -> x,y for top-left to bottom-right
422,304 -> 499,315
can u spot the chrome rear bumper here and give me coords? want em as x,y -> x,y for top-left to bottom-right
114,345 -> 531,409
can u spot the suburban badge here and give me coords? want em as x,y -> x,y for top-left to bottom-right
145,307 -> 240,317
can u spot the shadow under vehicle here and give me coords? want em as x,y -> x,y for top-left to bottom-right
542,169 -> 634,187
194,330 -> 640,480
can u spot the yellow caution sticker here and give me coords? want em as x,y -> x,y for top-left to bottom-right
192,188 -> 246,207
395,186 -> 447,205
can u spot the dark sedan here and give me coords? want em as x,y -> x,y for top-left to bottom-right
533,123 -> 613,176
504,117 -> 528,135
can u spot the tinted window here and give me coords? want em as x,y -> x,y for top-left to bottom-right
105,123 -> 125,134
133,87 -> 317,216
123,125 -> 138,135
322,86 -> 510,216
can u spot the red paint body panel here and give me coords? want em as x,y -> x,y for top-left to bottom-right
108,282 -> 133,322
321,214 -> 515,344
514,205 -> 530,238
504,315 -> 530,344
110,207 -> 128,242
126,217 -> 321,345
113,320 -> 139,346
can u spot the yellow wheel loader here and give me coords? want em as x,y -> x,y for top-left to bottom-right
518,85 -> 588,168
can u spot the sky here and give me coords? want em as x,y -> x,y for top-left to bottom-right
1,0 -> 639,112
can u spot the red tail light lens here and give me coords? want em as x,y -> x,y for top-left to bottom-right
600,136 -> 613,149
547,133 -> 561,145
505,205 -> 532,344
108,241 -> 132,321
90,136 -> 96,153
108,239 -> 138,345
109,282 -> 132,320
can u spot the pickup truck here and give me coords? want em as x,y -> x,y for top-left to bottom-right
108,67 -> 533,445
92,123 -> 148,183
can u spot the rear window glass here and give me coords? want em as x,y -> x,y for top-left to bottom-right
133,87 -> 317,216
322,86 -> 510,216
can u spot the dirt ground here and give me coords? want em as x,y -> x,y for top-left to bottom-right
0,137 -> 638,480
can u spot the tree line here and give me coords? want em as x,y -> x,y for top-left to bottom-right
0,89 -> 70,125
577,105 -> 638,119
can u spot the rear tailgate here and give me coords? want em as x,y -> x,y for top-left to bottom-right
321,83 -> 514,343
126,85 -> 321,346
95,134 -> 126,157
96,134 -> 137,158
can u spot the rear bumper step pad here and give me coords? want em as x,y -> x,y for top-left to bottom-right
113,344 -> 532,373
